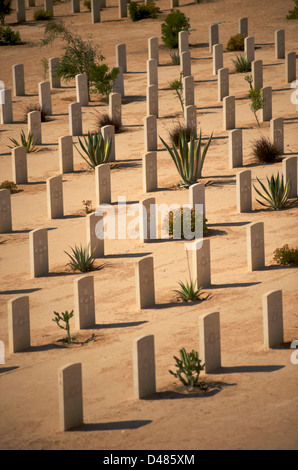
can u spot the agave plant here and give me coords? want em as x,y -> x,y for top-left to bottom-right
254,173 -> 298,210
75,131 -> 112,170
231,54 -> 251,73
65,244 -> 99,272
174,279 -> 206,302
169,348 -> 205,387
159,130 -> 213,188
8,130 -> 38,153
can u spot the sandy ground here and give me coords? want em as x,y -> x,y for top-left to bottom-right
0,0 -> 298,451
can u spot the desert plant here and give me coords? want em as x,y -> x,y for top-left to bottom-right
65,244 -> 99,272
163,207 -> 209,239
245,74 -> 264,127
52,310 -> 73,344
0,180 -> 18,193
174,279 -> 206,302
23,104 -> 49,123
168,121 -> 194,147
128,1 -> 160,21
75,131 -> 112,170
41,19 -> 104,97
90,63 -> 119,103
253,173 -> 298,210
231,54 -> 251,73
169,73 -> 184,111
161,9 -> 190,49
0,0 -> 12,25
0,25 -> 22,45
8,130 -> 38,153
41,57 -> 49,81
169,50 -> 180,65
251,136 -> 282,164
286,0 -> 298,19
95,111 -> 122,134
159,130 -> 213,188
226,33 -> 245,51
34,8 -> 53,21
273,244 -> 298,266
84,0 -> 91,11
169,348 -> 205,387
82,199 -> 92,214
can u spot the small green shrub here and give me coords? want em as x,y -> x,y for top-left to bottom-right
169,348 -> 205,387
231,54 -> 251,73
169,50 -> 180,65
41,57 -> 49,81
161,9 -> 190,49
52,310 -> 73,344
90,63 -> 119,103
8,130 -> 38,153
174,280 -> 206,302
128,1 -> 160,22
251,136 -> 282,164
253,173 -> 298,210
273,244 -> 298,266
227,33 -> 245,51
0,0 -> 13,25
0,180 -> 18,193
0,25 -> 22,45
245,74 -> 264,127
84,0 -> 91,11
163,207 -> 209,239
33,9 -> 53,21
75,131 -> 112,170
286,0 -> 298,19
65,244 -> 100,272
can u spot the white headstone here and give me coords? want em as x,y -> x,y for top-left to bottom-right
133,335 -> 156,398
58,363 -> 83,431
74,275 -> 96,329
199,311 -> 221,373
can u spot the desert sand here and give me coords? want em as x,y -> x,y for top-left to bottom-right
0,0 -> 298,451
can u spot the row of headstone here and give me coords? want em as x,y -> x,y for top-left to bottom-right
16,0 -> 53,22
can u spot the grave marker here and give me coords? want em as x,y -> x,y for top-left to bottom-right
12,64 -> 25,96
0,189 -> 12,233
218,67 -> 229,101
282,156 -> 297,197
263,290 -> 284,349
72,0 -> 80,13
49,57 -> 60,89
133,335 -> 156,399
144,115 -> 157,152
148,37 -> 159,64
58,363 -> 83,431
228,128 -> 242,168
178,30 -> 189,54
86,212 -> 104,258
286,52 -> 296,83
47,175 -> 64,219
147,58 -> 158,87
189,182 -> 205,217
246,221 -> 265,271
74,275 -> 95,329
213,44 -> 223,75
252,59 -> 263,90
0,89 -> 13,124
101,124 -> 115,162
275,29 -> 285,59
236,170 -> 251,213
28,110 -> 41,144
146,84 -> 158,117
184,105 -> 197,135
58,136 -> 74,174
116,44 -> 127,73
223,95 -> 236,130
76,74 -> 88,106
109,92 -> 122,124
16,0 -> 26,22
8,296 -> 30,353
183,75 -> 194,107
139,197 -> 156,242
142,152 -> 157,192
38,81 -> 52,115
119,0 -> 127,18
29,228 -> 49,277
135,256 -> 155,309
199,311 -> 221,373
180,51 -> 191,78
245,36 -> 255,62
91,0 -> 100,23
192,238 -> 211,288
238,17 -> 248,37
113,66 -> 125,96
69,102 -> 82,136
12,146 -> 27,184
261,86 -> 272,122
270,117 -> 284,154
95,163 -> 111,205
209,24 -> 219,52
